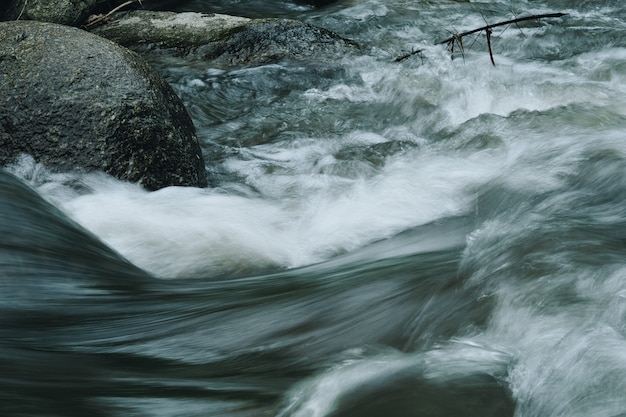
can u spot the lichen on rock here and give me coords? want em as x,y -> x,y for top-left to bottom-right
91,11 -> 251,51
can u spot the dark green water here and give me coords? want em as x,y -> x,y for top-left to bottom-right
2,0 -> 626,416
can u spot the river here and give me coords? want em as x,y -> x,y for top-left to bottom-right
2,0 -> 626,416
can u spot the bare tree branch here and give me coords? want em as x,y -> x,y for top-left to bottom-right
486,28 -> 495,66
394,12 -> 567,64
437,12 -> 567,45
83,0 -> 143,29
16,0 -> 28,20
394,49 -> 424,62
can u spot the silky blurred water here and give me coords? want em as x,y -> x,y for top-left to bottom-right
2,0 -> 626,416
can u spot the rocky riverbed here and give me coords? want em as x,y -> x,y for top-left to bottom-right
0,0 -> 353,189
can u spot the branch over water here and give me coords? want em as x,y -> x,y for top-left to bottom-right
437,12 -> 568,46
395,12 -> 568,65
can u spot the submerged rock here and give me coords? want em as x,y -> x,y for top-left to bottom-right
91,10 -> 358,66
2,0 -> 98,26
0,21 -> 207,190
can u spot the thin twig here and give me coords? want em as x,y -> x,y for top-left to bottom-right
486,28 -> 495,66
467,32 -> 483,50
498,23 -> 512,37
83,0 -> 140,29
16,0 -> 28,20
509,9 -> 528,38
455,33 -> 465,61
394,48 -> 424,62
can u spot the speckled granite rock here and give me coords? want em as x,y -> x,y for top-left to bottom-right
0,20 -> 207,190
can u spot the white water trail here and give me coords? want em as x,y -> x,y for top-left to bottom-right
14,142 -> 500,278
278,342 -> 512,417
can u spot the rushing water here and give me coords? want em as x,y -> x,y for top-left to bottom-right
2,0 -> 626,416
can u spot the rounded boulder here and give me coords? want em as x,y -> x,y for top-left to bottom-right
0,21 -> 207,190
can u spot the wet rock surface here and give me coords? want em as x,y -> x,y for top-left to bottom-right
0,20 -> 207,190
2,0 -> 98,26
90,10 -> 358,67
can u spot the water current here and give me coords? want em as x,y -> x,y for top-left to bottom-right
2,0 -> 626,416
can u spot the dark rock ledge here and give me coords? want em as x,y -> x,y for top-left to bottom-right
89,10 -> 359,67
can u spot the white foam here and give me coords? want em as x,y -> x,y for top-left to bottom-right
23,137 -> 499,279
278,342 -> 511,417
61,186 -> 295,278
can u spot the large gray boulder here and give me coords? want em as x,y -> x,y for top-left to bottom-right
0,20 -> 207,190
91,11 -> 358,66
2,0 -> 98,26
